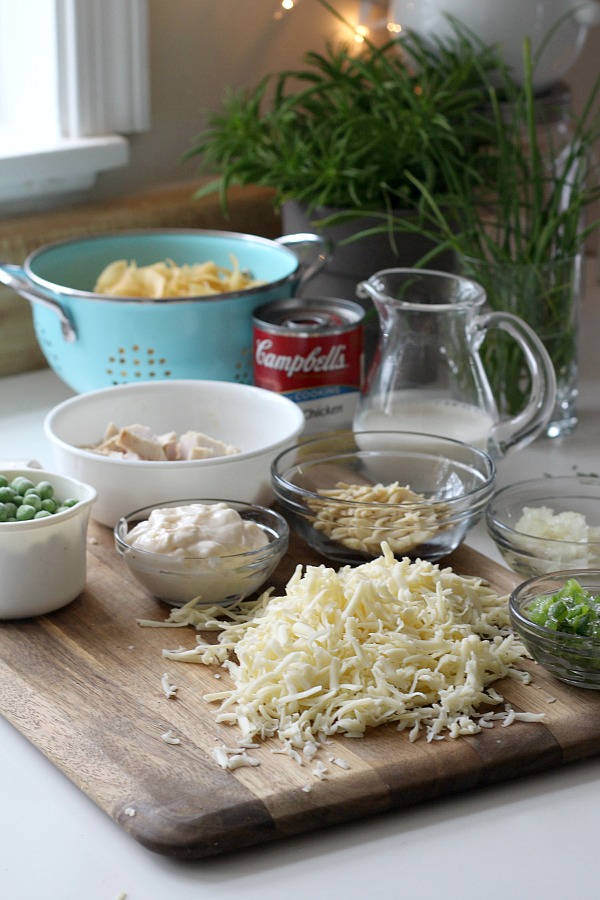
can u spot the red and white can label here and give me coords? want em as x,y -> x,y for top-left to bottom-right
253,298 -> 364,434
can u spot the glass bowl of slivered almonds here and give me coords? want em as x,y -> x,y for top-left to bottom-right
271,430 -> 496,565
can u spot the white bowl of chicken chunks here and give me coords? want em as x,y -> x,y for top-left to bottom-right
44,380 -> 305,527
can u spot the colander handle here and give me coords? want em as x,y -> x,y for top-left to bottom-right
0,263 -> 77,342
276,233 -> 331,287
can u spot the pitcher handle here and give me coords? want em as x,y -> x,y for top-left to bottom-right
276,233 -> 331,288
0,263 -> 77,342
473,310 -> 557,455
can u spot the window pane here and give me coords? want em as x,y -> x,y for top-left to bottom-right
0,0 -> 60,140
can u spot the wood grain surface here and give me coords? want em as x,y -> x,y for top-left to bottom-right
1,522 -> 599,859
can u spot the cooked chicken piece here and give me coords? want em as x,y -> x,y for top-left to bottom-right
114,424 -> 168,460
84,424 -> 241,460
177,430 -> 240,460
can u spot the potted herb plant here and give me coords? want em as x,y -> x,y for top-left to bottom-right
183,14 -> 507,362
372,31 -> 600,438
183,10 -> 502,311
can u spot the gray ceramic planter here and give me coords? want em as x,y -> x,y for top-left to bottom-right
282,200 -> 455,362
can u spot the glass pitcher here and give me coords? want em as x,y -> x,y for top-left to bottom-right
353,269 -> 556,458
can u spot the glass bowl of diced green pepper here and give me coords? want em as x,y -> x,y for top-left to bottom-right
510,570 -> 600,689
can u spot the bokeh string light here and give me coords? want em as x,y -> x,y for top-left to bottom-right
274,0 -> 401,40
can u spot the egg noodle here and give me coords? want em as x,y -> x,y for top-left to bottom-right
307,480 -> 448,555
94,255 -> 264,298
139,544 -> 544,771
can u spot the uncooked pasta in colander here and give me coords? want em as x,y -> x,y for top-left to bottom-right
94,255 -> 264,298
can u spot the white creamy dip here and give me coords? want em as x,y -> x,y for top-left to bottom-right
125,502 -> 269,557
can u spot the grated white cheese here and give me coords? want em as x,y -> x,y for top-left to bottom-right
213,745 -> 261,770
501,707 -> 546,727
270,740 -> 303,765
161,672 -> 178,698
312,760 -> 329,780
157,543 -> 540,756
161,729 -> 181,745
138,595 -> 262,632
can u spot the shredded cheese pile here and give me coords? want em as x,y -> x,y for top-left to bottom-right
152,544 -> 536,756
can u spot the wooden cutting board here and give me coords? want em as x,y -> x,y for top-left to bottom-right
1,521 -> 599,860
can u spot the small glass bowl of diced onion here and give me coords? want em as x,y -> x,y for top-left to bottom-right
486,475 -> 600,578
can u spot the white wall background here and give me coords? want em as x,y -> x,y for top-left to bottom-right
84,0 -> 600,205
90,0 -> 359,201
1,0 -> 595,210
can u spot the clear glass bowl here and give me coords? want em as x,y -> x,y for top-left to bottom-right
510,570 -> 600,689
114,499 -> 288,607
271,430 -> 496,565
486,476 -> 600,577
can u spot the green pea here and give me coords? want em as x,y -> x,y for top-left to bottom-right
36,481 -> 54,500
16,504 -> 36,521
23,492 -> 43,512
0,476 -> 80,524
10,476 -> 36,495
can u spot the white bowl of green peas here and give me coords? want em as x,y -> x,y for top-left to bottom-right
0,467 -> 97,618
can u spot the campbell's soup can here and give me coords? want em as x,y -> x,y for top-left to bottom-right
253,297 -> 364,434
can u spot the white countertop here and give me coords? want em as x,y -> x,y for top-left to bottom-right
1,265 -> 599,900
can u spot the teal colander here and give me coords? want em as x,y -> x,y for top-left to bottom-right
0,229 -> 326,393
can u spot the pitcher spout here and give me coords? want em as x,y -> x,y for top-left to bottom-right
356,275 -> 386,305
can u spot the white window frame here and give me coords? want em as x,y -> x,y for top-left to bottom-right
0,0 -> 150,205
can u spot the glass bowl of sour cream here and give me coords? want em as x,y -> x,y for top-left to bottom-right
114,499 -> 289,607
